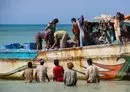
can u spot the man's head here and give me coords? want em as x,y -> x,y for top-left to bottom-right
67,62 -> 74,69
79,15 -> 84,26
28,62 -> 33,68
71,18 -> 76,24
87,58 -> 93,65
53,18 -> 59,24
54,59 -> 59,66
39,59 -> 44,65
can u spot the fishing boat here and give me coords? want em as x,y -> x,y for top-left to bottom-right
0,42 -> 130,80
0,18 -> 130,80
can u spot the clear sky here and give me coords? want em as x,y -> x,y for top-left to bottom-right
0,0 -> 129,24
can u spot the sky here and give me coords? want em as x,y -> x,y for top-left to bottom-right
0,0 -> 130,24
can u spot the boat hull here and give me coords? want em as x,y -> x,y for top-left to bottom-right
0,43 -> 130,80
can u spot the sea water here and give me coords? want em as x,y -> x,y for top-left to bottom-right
0,80 -> 130,92
0,24 -> 73,45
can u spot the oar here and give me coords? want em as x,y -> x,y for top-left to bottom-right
72,69 -> 85,75
76,63 -> 87,69
0,64 -> 37,76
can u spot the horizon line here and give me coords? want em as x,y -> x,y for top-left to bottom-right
0,23 -> 71,25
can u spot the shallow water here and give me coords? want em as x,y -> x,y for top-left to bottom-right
0,80 -> 130,92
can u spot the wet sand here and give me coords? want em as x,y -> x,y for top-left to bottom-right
0,80 -> 130,92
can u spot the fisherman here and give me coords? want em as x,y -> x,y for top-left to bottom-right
46,18 -> 59,33
42,29 -> 54,49
85,58 -> 100,83
51,30 -> 69,49
99,31 -> 108,44
78,15 -> 85,46
106,21 -> 115,44
64,62 -> 77,86
83,19 -> 94,45
71,18 -> 80,46
35,32 -> 43,50
53,59 -> 64,82
22,62 -> 33,83
44,18 -> 59,49
35,59 -> 50,82
113,16 -> 121,44
98,20 -> 108,44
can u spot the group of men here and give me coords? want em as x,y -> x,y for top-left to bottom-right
35,18 -> 59,50
35,18 -> 76,50
71,13 -> 127,46
35,16 -> 93,50
22,58 -> 100,86
35,12 -> 129,50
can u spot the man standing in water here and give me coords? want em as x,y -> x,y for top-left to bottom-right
64,62 -> 77,86
85,58 -> 100,83
53,59 -> 64,82
35,59 -> 50,82
22,62 -> 33,83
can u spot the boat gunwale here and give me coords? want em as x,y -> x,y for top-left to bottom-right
40,42 -> 130,53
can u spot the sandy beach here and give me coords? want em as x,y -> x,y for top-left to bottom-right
0,80 -> 130,92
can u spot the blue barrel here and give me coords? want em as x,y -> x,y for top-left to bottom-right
12,43 -> 20,49
30,43 -> 36,49
5,44 -> 13,49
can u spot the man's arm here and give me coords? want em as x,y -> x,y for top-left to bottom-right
35,68 -> 38,81
53,68 -> 56,81
63,71 -> 66,85
96,68 -> 100,83
73,71 -> 77,85
51,38 -> 57,49
46,74 -> 50,82
85,69 -> 89,80
22,71 -> 25,78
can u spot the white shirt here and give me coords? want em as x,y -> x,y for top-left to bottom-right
36,65 -> 47,82
86,65 -> 100,83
